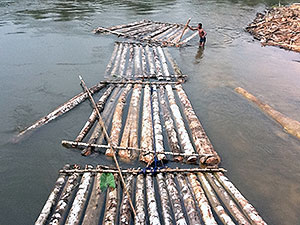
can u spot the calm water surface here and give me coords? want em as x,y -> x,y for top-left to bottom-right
0,0 -> 300,224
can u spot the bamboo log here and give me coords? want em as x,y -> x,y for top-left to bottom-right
49,171 -> 81,225
145,45 -> 156,76
94,26 -> 129,38
178,32 -> 198,45
105,43 -> 119,77
153,25 -> 177,41
139,85 -> 154,164
81,171 -> 104,225
152,85 -> 166,161
16,83 -> 106,139
159,86 -> 182,162
167,28 -> 185,43
176,18 -> 191,43
145,24 -> 172,39
235,87 -> 300,139
134,45 -> 142,77
165,85 -> 197,163
119,43 -> 129,77
156,173 -> 173,225
205,173 -> 250,225
215,172 -> 267,225
176,174 -> 201,225
187,173 -> 218,225
146,175 -> 161,225
162,27 -> 182,41
119,174 -> 134,225
165,174 -> 188,225
127,24 -> 157,37
163,48 -> 184,77
35,166 -> 68,225
106,84 -> 133,157
157,46 -> 171,81
104,20 -> 147,32
126,44 -> 134,78
75,85 -> 114,142
103,174 -> 119,225
119,84 -> 142,159
141,46 -> 148,76
152,46 -> 164,80
100,80 -> 182,85
119,22 -> 153,34
111,42 -> 124,77
135,174 -> 145,225
65,171 -> 92,225
197,173 -> 235,225
175,84 -> 221,166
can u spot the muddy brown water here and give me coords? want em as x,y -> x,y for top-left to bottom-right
0,0 -> 300,224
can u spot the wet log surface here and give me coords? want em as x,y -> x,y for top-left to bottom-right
246,4 -> 300,52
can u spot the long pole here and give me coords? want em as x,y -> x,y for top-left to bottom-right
78,76 -> 137,219
177,18 -> 191,43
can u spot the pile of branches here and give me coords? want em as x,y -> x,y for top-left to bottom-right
246,3 -> 300,52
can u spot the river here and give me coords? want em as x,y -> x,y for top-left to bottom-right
0,0 -> 300,224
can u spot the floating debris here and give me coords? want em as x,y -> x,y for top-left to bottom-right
246,4 -> 300,52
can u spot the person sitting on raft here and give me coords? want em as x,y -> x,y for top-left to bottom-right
188,23 -> 207,47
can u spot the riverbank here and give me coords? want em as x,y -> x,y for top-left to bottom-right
246,3 -> 300,52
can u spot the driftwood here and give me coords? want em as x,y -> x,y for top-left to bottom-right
119,174 -> 134,225
146,174 -> 161,225
16,83 -> 106,140
165,85 -> 197,163
176,84 -> 221,166
215,172 -> 267,225
165,174 -> 187,225
246,4 -> 300,52
235,87 -> 300,140
34,165 -> 69,225
135,174 -> 145,225
187,173 -> 218,225
103,174 -> 119,225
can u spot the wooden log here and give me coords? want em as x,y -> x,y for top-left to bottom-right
106,84 -> 133,157
141,46 -> 148,76
126,24 -> 157,37
176,173 -> 201,225
159,86 -> 183,162
16,83 -> 106,140
157,46 -> 171,81
81,170 -> 104,225
145,45 -> 156,76
135,174 -> 145,225
100,80 -> 182,85
165,85 -> 197,163
152,85 -> 166,161
103,20 -> 147,32
197,173 -> 235,225
145,24 -> 173,39
35,165 -> 69,225
162,26 -> 182,41
105,42 -> 119,77
163,48 -> 184,77
103,174 -> 119,225
119,84 -> 142,159
126,44 -> 135,78
118,22 -> 153,34
49,171 -> 81,225
175,84 -> 221,166
165,174 -> 188,225
156,173 -> 173,225
176,18 -> 191,43
75,85 -> 115,142
205,173 -> 250,225
215,172 -> 267,225
119,43 -> 129,77
153,25 -> 177,41
139,85 -> 154,164
119,174 -> 134,225
178,32 -> 198,46
65,171 -> 92,225
152,46 -> 164,80
187,173 -> 218,225
134,45 -> 142,77
111,42 -> 124,77
235,87 -> 300,139
146,175 -> 161,225
167,28 -> 185,43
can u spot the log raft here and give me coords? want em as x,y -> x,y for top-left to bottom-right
35,165 -> 267,225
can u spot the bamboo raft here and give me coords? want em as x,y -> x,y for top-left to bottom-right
35,164 -> 267,225
94,19 -> 198,47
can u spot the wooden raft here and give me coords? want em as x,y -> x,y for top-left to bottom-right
35,164 -> 267,225
62,42 -> 220,166
94,19 -> 198,47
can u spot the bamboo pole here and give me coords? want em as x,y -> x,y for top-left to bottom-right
104,20 -> 147,32
176,173 -> 202,225
153,25 -> 177,41
197,173 -> 235,225
145,45 -> 156,76
119,43 -> 129,77
94,26 -> 128,37
49,171 -> 81,225
127,24 -> 157,37
16,83 -> 106,140
126,44 -> 134,78
145,24 -> 172,39
134,45 -> 142,77
81,170 -> 104,225
105,42 -> 119,78
165,174 -> 188,225
152,85 -> 166,161
179,32 -> 198,45
215,172 -> 267,225
177,18 -> 191,43
141,46 -> 148,76
119,174 -> 134,225
75,85 -> 115,142
162,27 -> 182,42
165,85 -> 197,163
167,29 -> 185,43
156,173 -> 173,225
106,84 -> 132,157
111,42 -> 124,77
140,85 -> 154,164
119,22 -> 153,34
65,171 -> 92,225
100,80 -> 182,85
135,174 -> 145,225
146,175 -> 161,225
175,84 -> 221,166
205,173 -> 250,225
152,46 -> 164,80
35,165 -> 69,225
163,48 -> 184,77
103,174 -> 119,225
187,173 -> 218,225
157,46 -> 171,81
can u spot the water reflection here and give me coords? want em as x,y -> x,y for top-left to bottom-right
195,46 -> 204,63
